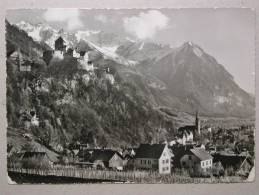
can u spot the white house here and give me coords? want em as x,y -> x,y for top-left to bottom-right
134,144 -> 171,174
180,148 -> 213,174
177,131 -> 194,145
31,114 -> 39,126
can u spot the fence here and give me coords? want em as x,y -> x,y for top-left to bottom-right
8,167 -> 244,183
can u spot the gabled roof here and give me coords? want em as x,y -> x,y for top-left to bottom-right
22,151 -> 59,162
22,152 -> 48,160
134,144 -> 166,159
190,148 -> 213,161
55,36 -> 65,43
212,153 -> 251,169
85,149 -> 123,163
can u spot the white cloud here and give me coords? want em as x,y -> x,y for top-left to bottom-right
95,15 -> 108,23
43,9 -> 83,30
123,10 -> 169,40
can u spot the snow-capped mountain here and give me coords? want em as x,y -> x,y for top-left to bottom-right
116,40 -> 174,62
16,21 -> 138,66
13,21 -> 255,117
15,21 -> 78,49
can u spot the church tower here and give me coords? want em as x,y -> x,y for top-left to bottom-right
195,111 -> 201,135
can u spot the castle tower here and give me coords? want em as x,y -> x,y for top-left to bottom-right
55,36 -> 66,53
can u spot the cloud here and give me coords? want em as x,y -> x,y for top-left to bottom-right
43,9 -> 83,30
95,15 -> 108,23
123,10 -> 169,39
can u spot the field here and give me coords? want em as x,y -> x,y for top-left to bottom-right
8,167 -> 246,184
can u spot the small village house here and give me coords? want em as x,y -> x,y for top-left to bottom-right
212,152 -> 253,177
20,151 -> 59,169
78,149 -> 124,170
134,144 -> 171,174
180,148 -> 213,176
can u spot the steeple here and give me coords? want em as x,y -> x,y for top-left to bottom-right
195,110 -> 201,135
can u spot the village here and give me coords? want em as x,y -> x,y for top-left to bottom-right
7,35 -> 255,183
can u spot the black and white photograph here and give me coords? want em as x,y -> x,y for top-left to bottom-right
5,8 -> 255,184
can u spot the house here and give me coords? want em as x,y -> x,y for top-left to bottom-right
177,129 -> 194,145
21,152 -> 58,168
212,153 -> 253,176
55,36 -> 66,52
122,148 -> 136,158
180,148 -> 213,176
78,58 -> 94,71
134,144 -> 171,174
212,161 -> 224,176
19,59 -> 32,72
79,149 -> 124,170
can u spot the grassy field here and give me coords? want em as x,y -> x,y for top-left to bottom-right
8,167 -> 246,184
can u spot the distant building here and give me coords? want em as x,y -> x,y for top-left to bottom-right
21,152 -> 58,168
78,58 -> 94,71
134,144 -> 171,174
65,48 -> 74,57
31,114 -> 39,127
177,129 -> 194,145
19,60 -> 32,72
212,153 -> 253,176
177,111 -> 201,144
79,149 -> 124,170
122,148 -> 136,158
55,36 -> 66,52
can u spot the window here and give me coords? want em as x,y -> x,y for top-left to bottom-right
162,160 -> 165,164
140,160 -> 142,164
148,160 -> 151,164
166,159 -> 169,163
189,155 -> 192,160
144,160 -> 146,164
206,161 -> 208,166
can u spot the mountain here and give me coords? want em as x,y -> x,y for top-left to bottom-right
6,20 -> 255,152
118,41 -> 255,117
15,21 -> 78,49
11,20 -> 256,118
16,21 -> 138,66
116,40 -> 174,62
6,21 -> 179,150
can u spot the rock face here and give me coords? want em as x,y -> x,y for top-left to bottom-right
6,20 -> 255,149
118,41 -> 255,117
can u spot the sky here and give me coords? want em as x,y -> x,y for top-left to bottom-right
6,8 -> 255,94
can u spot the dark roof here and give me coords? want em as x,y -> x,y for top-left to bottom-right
22,152 -> 47,159
190,148 -> 213,161
178,125 -> 196,136
212,153 -> 249,169
84,149 -> 123,163
134,144 -> 166,159
55,36 -> 65,43
22,151 -> 58,162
